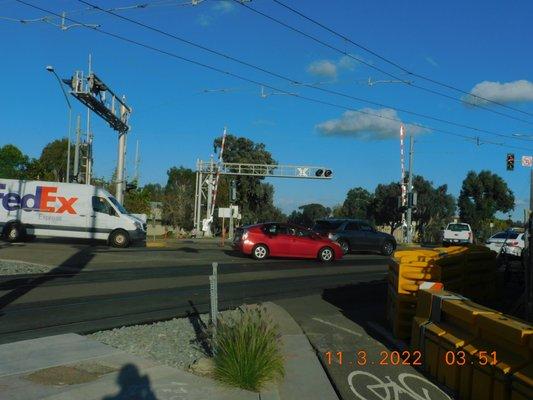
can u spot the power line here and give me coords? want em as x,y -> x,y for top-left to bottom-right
75,0 -> 533,144
14,0 -> 533,153
271,0 -> 533,119
231,0 -> 533,126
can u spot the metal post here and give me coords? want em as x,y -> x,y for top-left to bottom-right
210,262 -> 219,338
406,133 -> 414,243
116,131 -> 126,203
73,115 -> 81,181
524,217 -> 533,322
205,158 -> 214,237
229,205 -> 234,241
66,108 -> 72,183
85,107 -> 92,185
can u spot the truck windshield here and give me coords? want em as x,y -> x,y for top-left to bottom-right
447,223 -> 469,231
108,197 -> 128,215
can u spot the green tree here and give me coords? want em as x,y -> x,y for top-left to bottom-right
287,203 -> 330,227
143,183 -> 164,202
412,175 -> 456,243
339,187 -> 373,219
214,135 -> 279,224
124,187 -> 151,214
162,166 -> 196,230
458,170 -> 515,236
370,182 -> 402,234
38,138 -> 75,182
0,144 -> 30,179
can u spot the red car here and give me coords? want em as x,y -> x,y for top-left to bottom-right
232,223 -> 343,262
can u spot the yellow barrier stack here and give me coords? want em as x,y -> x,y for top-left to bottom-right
410,288 -> 533,400
387,245 -> 497,339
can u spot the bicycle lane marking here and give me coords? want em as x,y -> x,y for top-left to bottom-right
348,370 -> 453,400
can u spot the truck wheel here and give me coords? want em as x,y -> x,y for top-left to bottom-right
109,229 -> 130,248
4,222 -> 24,243
381,240 -> 395,256
252,244 -> 269,260
318,247 -> 334,262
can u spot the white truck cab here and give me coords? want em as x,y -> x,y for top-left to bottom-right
0,179 -> 146,247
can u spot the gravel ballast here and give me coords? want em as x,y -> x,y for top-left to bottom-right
0,259 -> 53,275
89,314 -> 214,370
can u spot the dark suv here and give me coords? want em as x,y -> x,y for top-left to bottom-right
312,219 -> 396,256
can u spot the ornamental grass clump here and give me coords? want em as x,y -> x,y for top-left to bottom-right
213,306 -> 285,392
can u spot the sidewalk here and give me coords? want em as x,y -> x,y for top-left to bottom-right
0,303 -> 338,400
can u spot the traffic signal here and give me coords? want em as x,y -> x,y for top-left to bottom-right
506,153 -> 515,171
315,169 -> 333,177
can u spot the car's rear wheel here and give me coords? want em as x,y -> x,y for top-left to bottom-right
4,222 -> 24,243
381,240 -> 395,256
338,240 -> 350,255
318,247 -> 334,262
252,244 -> 269,260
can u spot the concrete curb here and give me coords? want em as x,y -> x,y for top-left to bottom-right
262,302 -> 339,400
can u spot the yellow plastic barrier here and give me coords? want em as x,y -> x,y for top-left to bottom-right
411,288 -> 533,400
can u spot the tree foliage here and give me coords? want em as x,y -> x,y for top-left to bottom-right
124,188 -> 151,214
458,170 -> 514,235
0,144 -> 30,179
287,203 -> 331,227
370,182 -> 403,234
338,187 -> 373,219
412,175 -> 456,242
162,166 -> 195,230
214,135 -> 281,224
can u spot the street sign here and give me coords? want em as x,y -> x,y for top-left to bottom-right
522,155 -> 533,167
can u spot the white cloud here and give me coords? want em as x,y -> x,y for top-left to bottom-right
338,55 -> 357,71
306,55 -> 359,78
463,80 -> 533,105
425,56 -> 439,67
212,0 -> 235,13
307,60 -> 337,79
316,108 -> 428,140
197,14 -> 212,27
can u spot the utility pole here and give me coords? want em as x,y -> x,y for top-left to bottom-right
406,133 -> 415,243
73,115 -> 81,181
134,140 -> 140,184
85,54 -> 93,185
116,97 -> 129,204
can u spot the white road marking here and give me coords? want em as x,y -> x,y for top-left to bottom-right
312,317 -> 362,337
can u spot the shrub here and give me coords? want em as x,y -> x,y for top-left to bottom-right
213,306 -> 285,392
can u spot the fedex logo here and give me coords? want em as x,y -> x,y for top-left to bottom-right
0,184 -> 78,214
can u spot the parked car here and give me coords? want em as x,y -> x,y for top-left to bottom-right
232,222 -> 343,262
442,222 -> 473,246
485,230 -> 525,258
312,219 -> 396,256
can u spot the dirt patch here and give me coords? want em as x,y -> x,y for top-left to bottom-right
25,363 -> 117,386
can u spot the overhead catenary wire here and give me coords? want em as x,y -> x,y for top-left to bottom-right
14,0 -> 533,153
74,0 -> 533,144
271,0 -> 533,119
231,0 -> 533,126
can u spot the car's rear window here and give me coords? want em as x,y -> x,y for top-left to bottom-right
313,221 -> 343,231
492,232 -> 519,239
447,223 -> 470,231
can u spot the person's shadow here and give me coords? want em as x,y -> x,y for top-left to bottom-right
103,364 -> 158,400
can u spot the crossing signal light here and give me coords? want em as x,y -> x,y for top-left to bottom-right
506,153 -> 515,171
315,169 -> 333,177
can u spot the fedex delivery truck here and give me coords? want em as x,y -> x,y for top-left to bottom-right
0,179 -> 146,247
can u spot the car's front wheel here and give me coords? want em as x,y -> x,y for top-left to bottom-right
381,240 -> 395,256
338,240 -> 350,255
318,247 -> 335,262
252,244 -> 269,260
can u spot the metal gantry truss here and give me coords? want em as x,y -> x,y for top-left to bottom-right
194,158 -> 333,237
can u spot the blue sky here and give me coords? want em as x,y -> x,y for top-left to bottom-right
1,0 -> 533,218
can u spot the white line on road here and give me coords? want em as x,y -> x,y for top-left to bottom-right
312,317 -> 362,337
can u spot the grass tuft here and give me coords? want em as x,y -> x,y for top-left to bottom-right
213,305 -> 285,392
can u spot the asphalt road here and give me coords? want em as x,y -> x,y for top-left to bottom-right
0,239 -> 389,344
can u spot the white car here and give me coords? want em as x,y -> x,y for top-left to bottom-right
485,231 -> 525,258
442,223 -> 473,246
